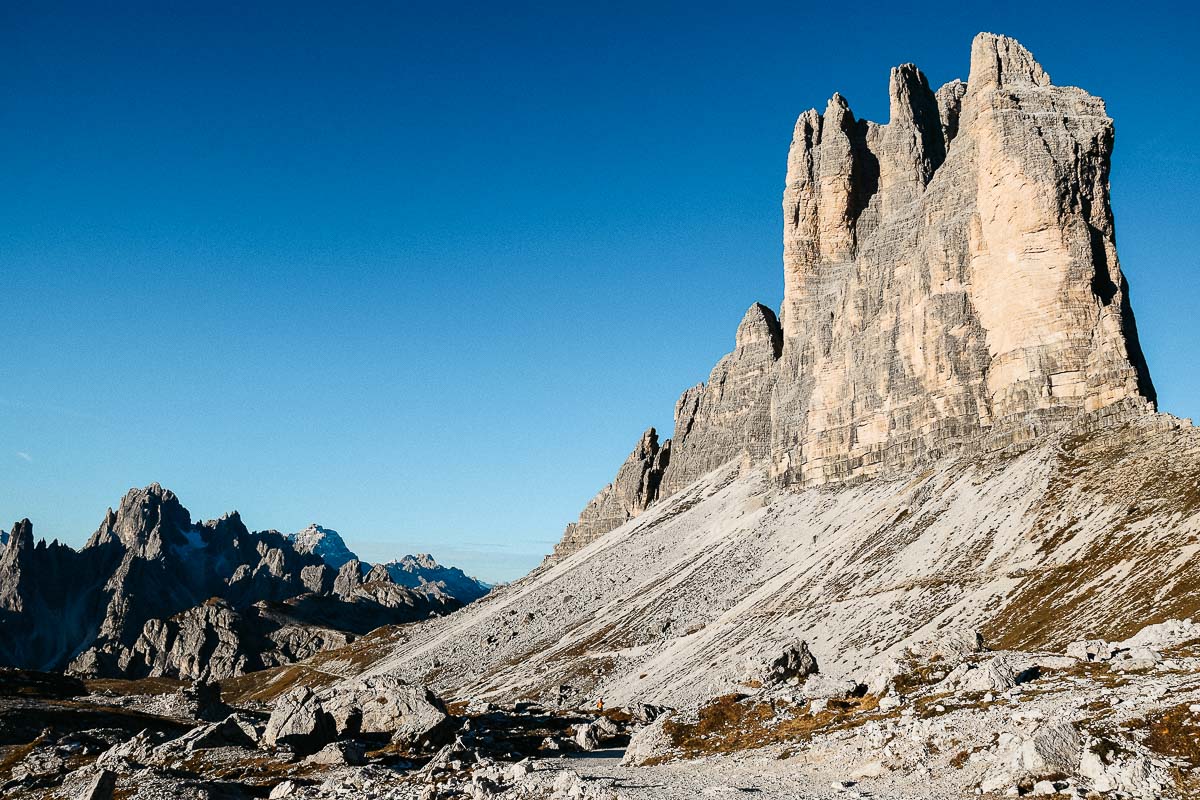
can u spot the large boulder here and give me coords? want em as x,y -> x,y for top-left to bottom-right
262,677 -> 449,756
262,687 -> 336,754
1065,639 -> 1116,663
982,718 -> 1081,792
573,716 -> 621,752
937,654 -> 1037,693
320,675 -> 449,747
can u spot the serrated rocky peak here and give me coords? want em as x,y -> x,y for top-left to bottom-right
557,32 -> 1156,556
554,428 -> 670,557
287,523 -> 359,569
381,554 -> 491,603
87,482 -> 192,557
0,487 -> 485,678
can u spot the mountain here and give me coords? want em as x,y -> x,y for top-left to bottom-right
359,33 -> 1196,708
553,32 -> 1155,560
286,525 -> 490,603
2,32 -> 1198,800
287,524 -> 358,569
0,485 -> 483,680
378,554 -> 490,603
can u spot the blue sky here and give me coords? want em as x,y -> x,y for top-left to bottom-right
1,2 -> 1197,582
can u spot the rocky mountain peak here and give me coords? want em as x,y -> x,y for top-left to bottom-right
91,483 -> 192,556
968,32 -> 1050,91
2,519 -> 33,555
288,524 -> 359,570
556,32 -> 1158,558
382,555 -> 491,603
734,303 -> 782,358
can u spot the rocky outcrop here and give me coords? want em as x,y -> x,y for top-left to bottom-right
660,303 -> 782,497
0,486 -> 477,679
333,559 -> 364,596
554,428 -> 670,557
554,33 -> 1157,558
771,32 -> 1154,486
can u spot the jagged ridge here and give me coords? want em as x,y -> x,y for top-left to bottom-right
0,485 -> 475,679
556,33 -> 1157,557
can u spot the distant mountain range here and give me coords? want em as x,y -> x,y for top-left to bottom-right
0,485 -> 489,681
286,524 -> 490,603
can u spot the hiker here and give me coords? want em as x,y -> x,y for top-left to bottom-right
596,697 -> 604,713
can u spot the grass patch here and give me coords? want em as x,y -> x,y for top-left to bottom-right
1144,704 -> 1200,764
656,692 -> 881,761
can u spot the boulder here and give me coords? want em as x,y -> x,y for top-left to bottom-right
304,740 -> 366,766
1065,639 -> 1115,662
800,674 -> 860,700
864,656 -> 903,695
621,714 -> 675,766
95,730 -> 159,772
180,679 -> 230,721
177,713 -> 260,751
1110,645 -> 1162,672
936,657 -> 1041,695
263,677 -> 448,757
746,640 -> 818,686
630,703 -> 671,725
910,628 -> 986,663
319,675 -> 449,748
75,769 -> 117,800
268,780 -> 298,799
572,716 -> 622,752
262,686 -> 336,754
984,718 -> 1081,791
424,735 -> 481,773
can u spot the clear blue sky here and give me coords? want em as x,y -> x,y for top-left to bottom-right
2,1 -> 1197,582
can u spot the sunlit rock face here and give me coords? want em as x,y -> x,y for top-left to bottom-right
556,33 -> 1156,556
771,32 -> 1154,486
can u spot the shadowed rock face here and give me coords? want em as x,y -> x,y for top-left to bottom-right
0,485 -> 465,678
555,33 -> 1156,557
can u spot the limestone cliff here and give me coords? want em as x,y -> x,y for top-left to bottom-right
556,33 -> 1155,557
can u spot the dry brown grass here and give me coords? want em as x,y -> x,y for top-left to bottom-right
178,749 -> 299,785
656,692 -> 882,761
219,624 -> 413,705
219,664 -> 339,705
1144,704 -> 1200,764
984,425 -> 1200,652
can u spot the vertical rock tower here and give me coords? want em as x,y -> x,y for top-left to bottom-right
555,34 -> 1156,557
